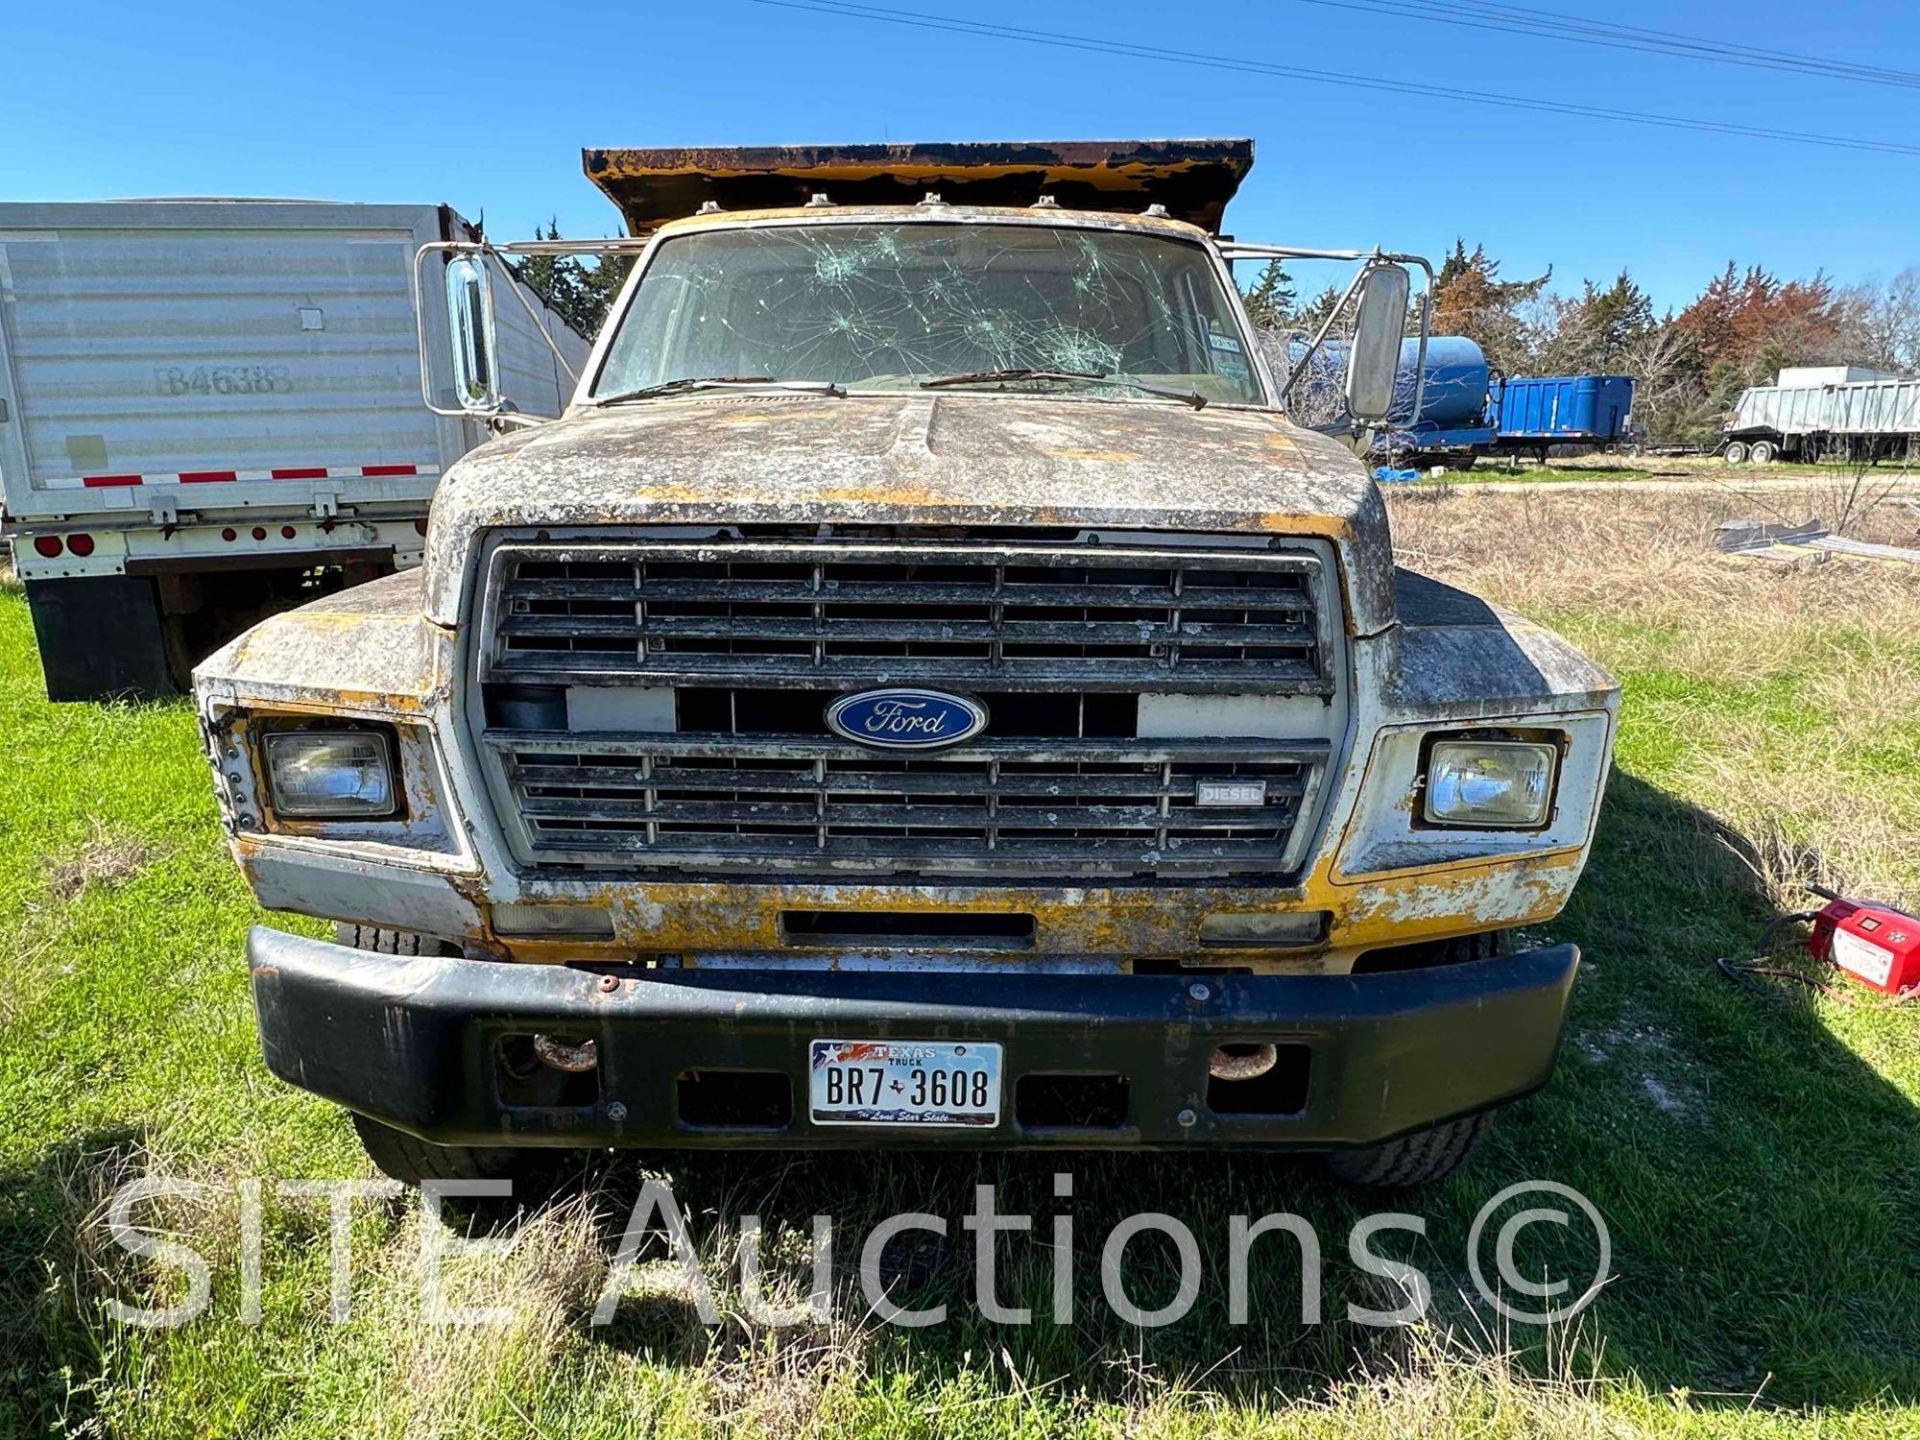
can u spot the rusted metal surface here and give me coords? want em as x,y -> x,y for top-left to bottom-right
583,139 -> 1254,234
195,536 -> 1618,972
421,395 -> 1399,637
190,186 -> 1621,984
1386,570 -> 1616,714
193,568 -> 447,715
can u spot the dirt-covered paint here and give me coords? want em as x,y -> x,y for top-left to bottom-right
418,394 -> 1398,635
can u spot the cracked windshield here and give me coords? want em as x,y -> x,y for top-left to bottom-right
592,223 -> 1266,404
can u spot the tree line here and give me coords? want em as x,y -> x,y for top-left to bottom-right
510,221 -> 634,343
513,219 -> 1918,449
1243,244 -> 1920,444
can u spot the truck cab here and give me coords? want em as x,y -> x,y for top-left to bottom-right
197,141 -> 1616,1187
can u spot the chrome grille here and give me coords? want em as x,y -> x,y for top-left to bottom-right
481,540 -> 1330,692
484,732 -> 1327,878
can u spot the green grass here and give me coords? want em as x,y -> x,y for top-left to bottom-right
3,577 -> 1919,1438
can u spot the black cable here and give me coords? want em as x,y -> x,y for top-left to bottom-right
1718,908 -> 1830,1000
1715,955 -> 1840,999
746,0 -> 1920,159
1440,0 -> 1920,86
1289,0 -> 1920,92
1753,908 -> 1823,956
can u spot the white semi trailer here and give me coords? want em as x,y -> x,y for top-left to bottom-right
0,200 -> 588,699
1725,364 -> 1920,464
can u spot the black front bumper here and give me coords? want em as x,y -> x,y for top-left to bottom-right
247,927 -> 1578,1150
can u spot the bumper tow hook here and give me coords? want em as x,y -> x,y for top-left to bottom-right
1209,1042 -> 1278,1081
532,1034 -> 600,1073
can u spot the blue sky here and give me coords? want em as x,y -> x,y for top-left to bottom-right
5,0 -> 1915,310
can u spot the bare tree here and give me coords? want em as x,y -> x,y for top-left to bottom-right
1843,267 -> 1920,373
1617,321 -> 1703,445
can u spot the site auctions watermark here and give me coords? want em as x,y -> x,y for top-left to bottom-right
101,1173 -> 1610,1331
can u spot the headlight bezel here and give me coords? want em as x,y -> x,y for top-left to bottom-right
259,724 -> 403,821
1417,732 -> 1562,830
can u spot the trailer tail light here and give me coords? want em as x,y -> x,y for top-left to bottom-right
33,536 -> 63,558
1810,896 -> 1920,996
67,533 -> 95,557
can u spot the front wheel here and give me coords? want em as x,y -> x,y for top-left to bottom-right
351,1113 -> 530,1187
335,924 -> 545,1189
1324,1110 -> 1497,1188
1723,440 -> 1749,465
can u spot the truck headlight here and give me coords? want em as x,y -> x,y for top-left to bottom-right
262,730 -> 398,818
1423,739 -> 1556,828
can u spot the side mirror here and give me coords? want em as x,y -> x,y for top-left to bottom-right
1344,263 -> 1412,422
445,254 -> 499,413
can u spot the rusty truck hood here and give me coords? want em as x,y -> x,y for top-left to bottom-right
421,393 -> 1395,632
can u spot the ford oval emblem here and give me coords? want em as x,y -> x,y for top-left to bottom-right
825,688 -> 988,750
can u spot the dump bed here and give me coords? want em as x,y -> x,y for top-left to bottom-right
0,201 -> 586,527
583,139 -> 1254,235
1496,375 -> 1634,441
1733,377 -> 1920,437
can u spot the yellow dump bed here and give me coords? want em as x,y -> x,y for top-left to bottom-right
582,138 -> 1254,234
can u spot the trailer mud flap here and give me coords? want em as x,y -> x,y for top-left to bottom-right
26,573 -> 180,700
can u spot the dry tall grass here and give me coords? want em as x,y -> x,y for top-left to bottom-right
1389,484 -> 1920,911
51,1144 -> 1714,1440
20,486 -> 1917,1438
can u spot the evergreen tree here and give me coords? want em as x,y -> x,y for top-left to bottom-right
511,220 -> 633,339
1241,259 -> 1297,329
1429,240 -> 1551,369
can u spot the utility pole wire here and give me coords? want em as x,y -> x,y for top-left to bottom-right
1399,0 -> 1920,90
746,0 -> 1920,158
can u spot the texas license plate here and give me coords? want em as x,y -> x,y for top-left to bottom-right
808,1039 -> 1002,1127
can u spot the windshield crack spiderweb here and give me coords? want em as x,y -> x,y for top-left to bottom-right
611,224 -> 1257,403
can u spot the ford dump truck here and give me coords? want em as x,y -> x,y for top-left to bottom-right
0,200 -> 588,700
195,141 -> 1617,1188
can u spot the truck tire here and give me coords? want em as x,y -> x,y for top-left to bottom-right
1323,1111 -> 1496,1188
1328,927 -> 1509,1187
333,924 -> 531,1187
333,922 -> 458,956
1748,439 -> 1776,464
350,1113 -> 528,1186
1723,441 -> 1749,465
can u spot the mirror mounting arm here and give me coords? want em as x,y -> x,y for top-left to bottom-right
412,240 -> 587,423
1222,244 -> 1435,429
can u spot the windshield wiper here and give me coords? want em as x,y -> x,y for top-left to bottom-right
594,376 -> 846,406
919,368 -> 1206,409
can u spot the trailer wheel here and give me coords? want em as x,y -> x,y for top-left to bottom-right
1723,441 -> 1749,465
1748,439 -> 1776,465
